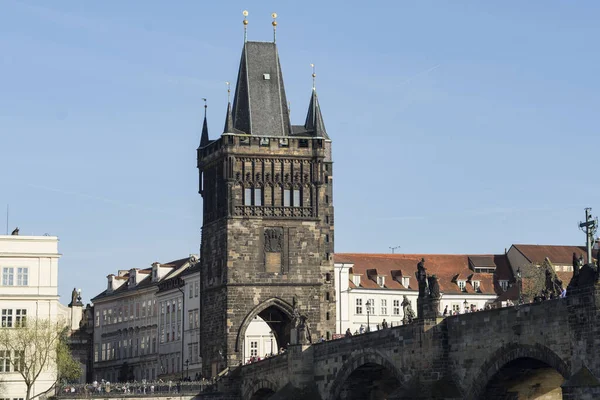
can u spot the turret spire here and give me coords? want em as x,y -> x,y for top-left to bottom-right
199,98 -> 209,147
304,87 -> 328,139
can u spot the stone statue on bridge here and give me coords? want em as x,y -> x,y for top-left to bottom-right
416,258 -> 429,298
402,295 -> 415,325
428,275 -> 441,299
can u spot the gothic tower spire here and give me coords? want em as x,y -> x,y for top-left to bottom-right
199,99 -> 209,147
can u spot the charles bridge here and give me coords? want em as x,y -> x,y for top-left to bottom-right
60,280 -> 600,400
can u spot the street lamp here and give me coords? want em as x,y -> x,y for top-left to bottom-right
365,300 -> 371,332
185,359 -> 189,380
463,299 -> 468,313
270,331 -> 274,356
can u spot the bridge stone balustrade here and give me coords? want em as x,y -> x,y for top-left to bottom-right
229,283 -> 600,399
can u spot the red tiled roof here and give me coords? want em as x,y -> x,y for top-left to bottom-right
512,244 -> 586,265
336,253 -> 510,296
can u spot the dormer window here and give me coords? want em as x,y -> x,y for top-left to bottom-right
458,280 -> 466,292
499,280 -> 508,292
402,276 -> 410,288
377,276 -> 385,288
472,281 -> 480,291
352,275 -> 361,286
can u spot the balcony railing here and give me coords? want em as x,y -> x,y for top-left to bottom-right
56,380 -> 217,398
234,205 -> 313,218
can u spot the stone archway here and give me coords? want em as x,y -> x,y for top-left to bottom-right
467,343 -> 570,400
235,298 -> 294,358
243,379 -> 278,400
329,349 -> 404,400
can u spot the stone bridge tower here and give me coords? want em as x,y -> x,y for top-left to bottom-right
197,36 -> 335,377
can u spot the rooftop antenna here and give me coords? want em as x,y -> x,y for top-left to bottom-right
311,63 -> 316,90
271,13 -> 278,42
243,10 -> 249,42
389,245 -> 401,254
226,82 -> 231,103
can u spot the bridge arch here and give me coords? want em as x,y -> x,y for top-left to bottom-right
235,297 -> 294,356
243,378 -> 278,400
467,343 -> 570,400
329,348 -> 404,400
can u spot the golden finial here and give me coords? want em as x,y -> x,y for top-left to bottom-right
226,82 -> 231,103
243,10 -> 249,42
311,63 -> 316,90
271,12 -> 278,42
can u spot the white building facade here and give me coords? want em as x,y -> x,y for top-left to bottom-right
0,234 -> 75,399
91,257 -> 193,383
181,265 -> 201,379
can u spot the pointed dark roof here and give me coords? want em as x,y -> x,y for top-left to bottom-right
223,102 -> 236,134
304,89 -> 328,139
199,108 -> 209,148
232,41 -> 291,136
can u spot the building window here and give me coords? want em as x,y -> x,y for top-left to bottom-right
16,268 -> 28,286
326,312 -> 330,320
367,299 -> 375,315
499,280 -> 508,291
452,304 -> 461,313
325,292 -> 330,301
393,300 -> 400,315
325,215 -> 330,224
293,189 -> 301,207
95,311 -> 100,327
458,280 -> 466,292
355,299 -> 363,314
325,273 -> 331,283
325,234 -> 330,243
283,189 -> 291,207
377,276 -> 385,287
15,309 -> 26,327
352,275 -> 361,286
13,351 -> 24,372
189,285 -> 193,298
402,276 -> 410,288
0,350 -> 10,372
380,299 -> 387,315
298,139 -> 309,148
472,281 -> 480,291
195,281 -> 199,297
244,188 -> 252,206
1,309 -> 12,328
325,195 -> 329,204
2,268 -> 14,286
250,341 -> 258,357
254,188 -> 262,206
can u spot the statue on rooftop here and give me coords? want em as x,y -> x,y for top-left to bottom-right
416,258 -> 429,298
11,227 -> 19,235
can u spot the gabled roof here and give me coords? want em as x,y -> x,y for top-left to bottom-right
512,244 -> 587,265
232,41 -> 291,136
336,253 -> 511,296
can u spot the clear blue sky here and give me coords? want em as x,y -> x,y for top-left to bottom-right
2,1 -> 599,304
